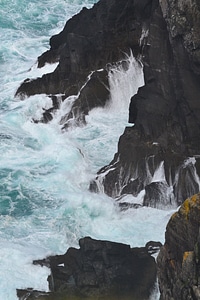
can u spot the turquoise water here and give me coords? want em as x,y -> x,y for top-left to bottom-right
0,1 -> 174,299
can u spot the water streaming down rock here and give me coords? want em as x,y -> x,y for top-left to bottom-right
107,51 -> 144,113
174,157 -> 200,205
31,51 -> 144,130
89,53 -> 145,195
143,161 -> 175,210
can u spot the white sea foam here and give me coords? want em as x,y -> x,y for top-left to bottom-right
152,161 -> 166,182
107,51 -> 144,112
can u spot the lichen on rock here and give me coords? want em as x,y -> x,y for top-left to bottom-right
157,193 -> 200,299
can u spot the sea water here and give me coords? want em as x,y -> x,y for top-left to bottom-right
0,1 -> 175,299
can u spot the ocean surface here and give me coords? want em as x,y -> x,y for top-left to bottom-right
0,1 -> 176,299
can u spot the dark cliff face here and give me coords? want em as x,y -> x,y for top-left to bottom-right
91,0 -> 200,207
157,193 -> 200,299
16,0 -> 200,205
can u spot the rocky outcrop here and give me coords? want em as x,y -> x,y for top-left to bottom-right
15,0 -> 149,126
157,193 -> 200,300
17,237 -> 157,300
15,0 -> 200,205
16,0 -> 152,97
91,0 -> 200,207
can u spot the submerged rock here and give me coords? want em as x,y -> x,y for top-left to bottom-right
17,237 -> 157,300
157,193 -> 200,299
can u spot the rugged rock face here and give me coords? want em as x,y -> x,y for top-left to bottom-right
15,0 -> 149,126
16,0 -> 153,97
91,0 -> 200,207
157,193 -> 200,300
17,237 -> 157,300
15,0 -> 200,206
14,0 -> 200,298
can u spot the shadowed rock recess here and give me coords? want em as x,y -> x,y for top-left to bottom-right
15,0 -> 200,298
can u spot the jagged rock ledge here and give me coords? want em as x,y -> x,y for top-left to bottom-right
17,237 -> 160,300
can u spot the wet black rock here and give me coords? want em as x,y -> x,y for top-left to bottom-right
91,0 -> 200,207
15,0 -> 146,127
17,237 -> 157,300
15,0 -> 200,206
60,69 -> 109,128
